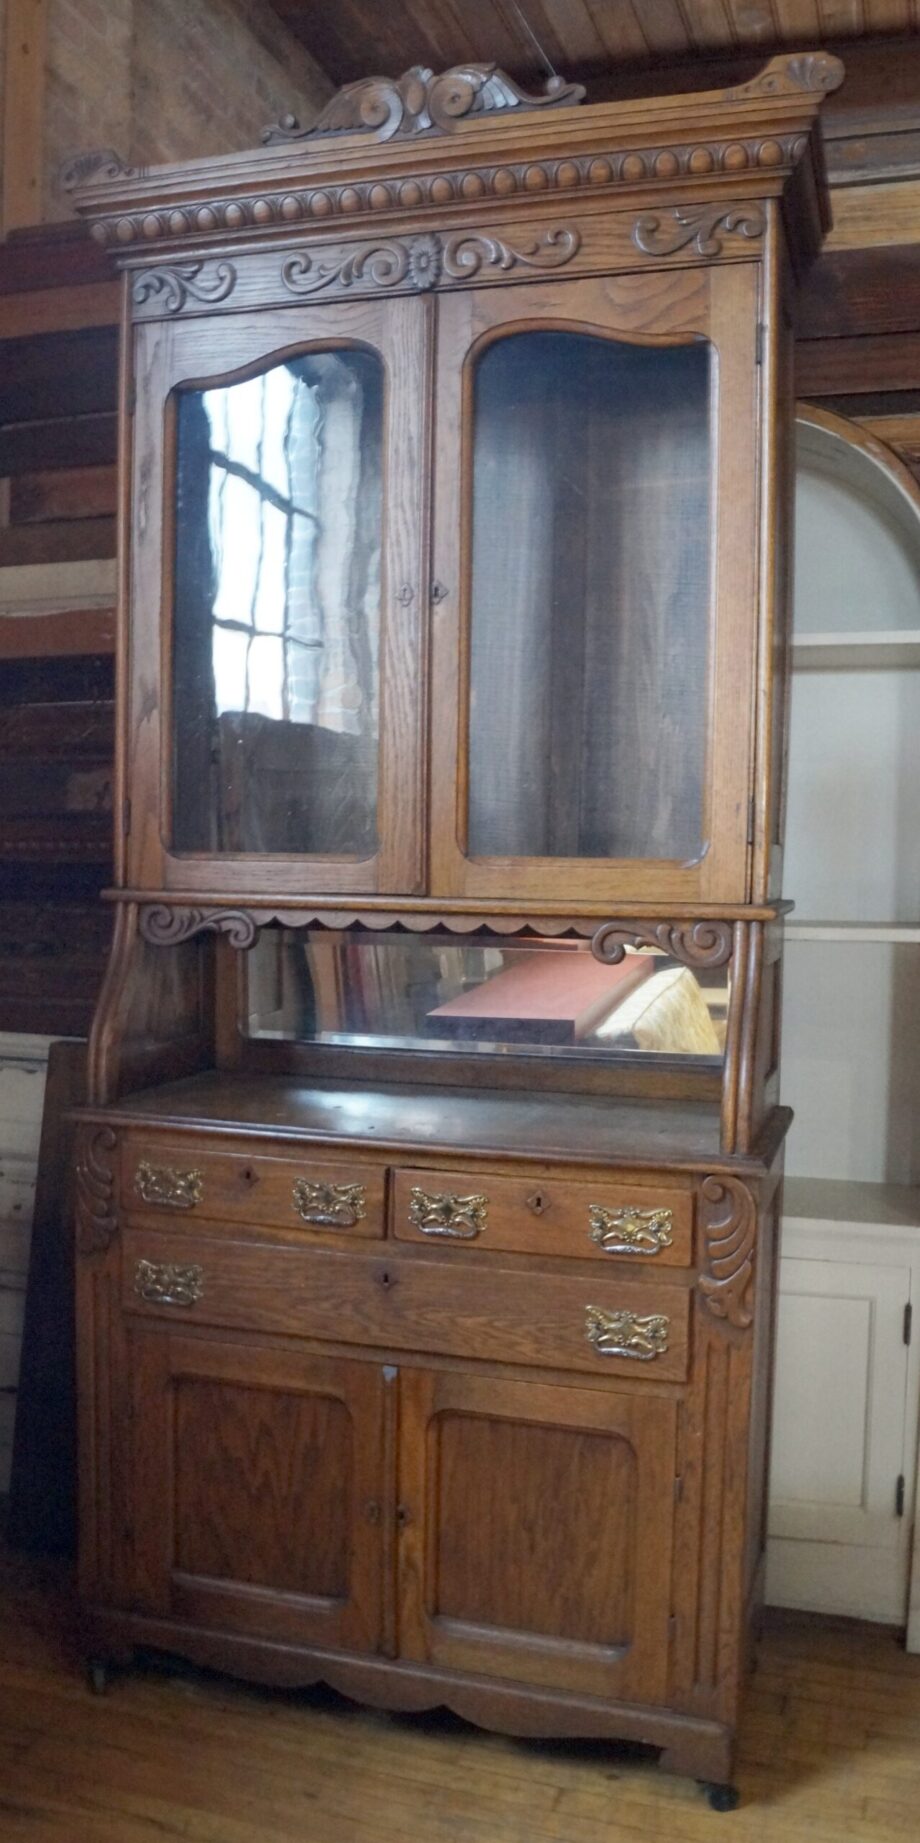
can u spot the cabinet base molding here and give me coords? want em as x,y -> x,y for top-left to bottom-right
81,1606 -> 734,1782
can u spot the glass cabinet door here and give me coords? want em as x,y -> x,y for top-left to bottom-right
128,299 -> 427,896
429,268 -> 759,904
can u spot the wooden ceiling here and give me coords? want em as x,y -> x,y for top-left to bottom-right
268,2 -> 920,92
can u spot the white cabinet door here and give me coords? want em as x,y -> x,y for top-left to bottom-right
767,1239 -> 916,1623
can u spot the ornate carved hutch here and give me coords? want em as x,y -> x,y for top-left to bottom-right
67,53 -> 841,1809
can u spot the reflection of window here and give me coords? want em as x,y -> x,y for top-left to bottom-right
201,351 -> 382,733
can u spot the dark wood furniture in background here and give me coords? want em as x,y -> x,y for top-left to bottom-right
66,54 -> 840,1811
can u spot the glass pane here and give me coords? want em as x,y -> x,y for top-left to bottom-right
245,930 -> 729,1066
467,332 -> 711,862
171,348 -> 384,856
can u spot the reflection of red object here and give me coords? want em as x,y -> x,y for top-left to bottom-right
427,952 -> 656,1044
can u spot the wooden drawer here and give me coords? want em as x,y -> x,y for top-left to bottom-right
123,1229 -> 691,1382
121,1140 -> 385,1240
392,1167 -> 692,1266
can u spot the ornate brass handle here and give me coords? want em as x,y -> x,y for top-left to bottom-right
292,1179 -> 366,1228
589,1204 -> 673,1256
134,1160 -> 203,1211
408,1186 -> 487,1239
585,1305 -> 670,1361
134,1259 -> 203,1307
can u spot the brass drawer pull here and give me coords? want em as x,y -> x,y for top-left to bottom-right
585,1305 -> 669,1361
134,1160 -> 203,1211
292,1178 -> 367,1228
134,1259 -> 203,1307
589,1204 -> 673,1256
409,1186 -> 487,1239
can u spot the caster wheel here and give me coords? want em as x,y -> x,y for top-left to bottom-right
87,1660 -> 109,1696
703,1782 -> 740,1812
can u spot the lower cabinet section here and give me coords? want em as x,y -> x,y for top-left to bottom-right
396,1368 -> 678,1705
128,1329 -> 389,1655
123,1328 -> 680,1704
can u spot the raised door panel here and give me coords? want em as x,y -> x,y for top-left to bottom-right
128,1327 -> 390,1653
128,299 -> 429,896
428,266 -> 759,904
397,1369 -> 678,1703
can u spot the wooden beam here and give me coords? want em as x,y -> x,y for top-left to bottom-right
0,605 -> 115,657
0,281 -> 119,339
2,0 -> 49,234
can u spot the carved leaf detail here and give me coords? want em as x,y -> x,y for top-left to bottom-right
132,262 -> 236,313
633,204 -> 765,258
264,63 -> 585,145
138,905 -> 257,949
698,1175 -> 756,1329
442,225 -> 581,278
75,1126 -> 118,1255
60,147 -> 138,190
591,920 -> 734,969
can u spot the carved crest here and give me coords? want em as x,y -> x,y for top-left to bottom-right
264,64 -> 585,145
699,1175 -> 756,1329
75,1125 -> 118,1255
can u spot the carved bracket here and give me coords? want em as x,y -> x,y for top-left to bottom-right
264,64 -> 585,145
698,1175 -> 756,1329
75,1126 -> 118,1255
591,920 -> 734,969
138,906 -> 258,949
281,225 -> 580,297
132,261 -> 236,314
634,203 -> 765,258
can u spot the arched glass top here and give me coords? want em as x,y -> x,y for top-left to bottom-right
466,330 -> 712,864
170,347 -> 384,857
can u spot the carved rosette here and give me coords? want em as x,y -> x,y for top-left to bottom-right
590,920 -> 734,969
75,1126 -> 118,1255
263,64 -> 586,145
138,905 -> 258,949
281,225 -> 581,297
698,1175 -> 756,1329
132,261 -> 236,314
633,203 -> 765,258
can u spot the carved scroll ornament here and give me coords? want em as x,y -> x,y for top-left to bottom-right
281,225 -> 581,296
264,64 -> 585,145
75,1126 -> 118,1255
633,203 -> 765,258
139,906 -> 257,949
699,1175 -> 756,1329
591,920 -> 734,969
132,261 -> 236,313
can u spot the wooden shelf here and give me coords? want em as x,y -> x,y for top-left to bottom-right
786,922 -> 920,942
784,1176 -> 920,1233
792,630 -> 920,669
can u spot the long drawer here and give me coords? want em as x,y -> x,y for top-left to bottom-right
120,1139 -> 386,1240
123,1228 -> 691,1382
392,1166 -> 692,1266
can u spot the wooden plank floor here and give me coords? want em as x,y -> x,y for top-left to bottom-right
2,1549 -> 920,1842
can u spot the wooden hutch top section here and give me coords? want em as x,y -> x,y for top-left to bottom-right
64,52 -> 842,279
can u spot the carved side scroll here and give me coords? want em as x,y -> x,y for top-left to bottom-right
727,52 -> 845,100
698,1175 -> 756,1329
75,1126 -> 118,1255
138,906 -> 257,949
264,64 -> 585,145
633,203 -> 765,258
591,920 -> 734,969
132,261 -> 236,314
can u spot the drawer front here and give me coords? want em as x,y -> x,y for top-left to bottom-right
122,1141 -> 385,1240
123,1230 -> 691,1382
392,1167 -> 692,1266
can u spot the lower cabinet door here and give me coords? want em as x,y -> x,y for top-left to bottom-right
397,1368 -> 678,1705
127,1325 -> 389,1655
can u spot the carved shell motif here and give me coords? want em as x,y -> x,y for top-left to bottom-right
264,64 -> 585,144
